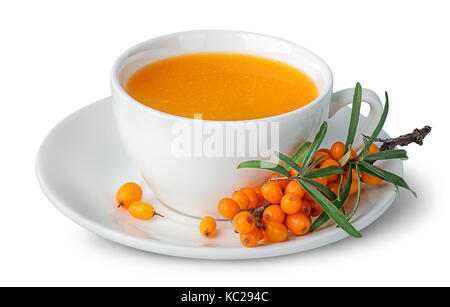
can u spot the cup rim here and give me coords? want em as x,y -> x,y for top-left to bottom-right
111,30 -> 334,123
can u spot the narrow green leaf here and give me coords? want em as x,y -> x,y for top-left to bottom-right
237,160 -> 290,177
310,166 -> 353,232
301,177 -> 337,200
348,164 -> 361,221
300,181 -> 362,238
337,174 -> 344,201
364,91 -> 389,153
274,152 -> 303,175
359,161 -> 417,197
301,122 -> 328,171
290,142 -> 312,166
345,83 -> 362,150
363,149 -> 408,161
339,166 -> 353,208
338,147 -> 352,166
305,166 -> 344,179
305,155 -> 326,173
362,137 -> 370,156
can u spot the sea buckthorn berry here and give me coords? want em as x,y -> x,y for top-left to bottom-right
304,176 -> 328,200
285,180 -> 305,199
320,159 -> 340,182
328,182 -> 340,197
217,198 -> 240,219
262,205 -> 286,224
200,216 -> 216,238
261,181 -> 283,204
318,148 -> 331,155
350,180 -> 359,195
368,144 -> 380,154
128,201 -> 155,220
116,182 -> 143,209
232,190 -> 249,210
264,222 -> 288,242
313,151 -> 331,166
285,212 -> 311,235
232,211 -> 255,233
269,173 -> 289,191
280,193 -> 302,214
252,186 -> 265,207
241,187 -> 259,209
350,149 -> 357,160
330,142 -> 346,161
240,227 -> 261,247
361,166 -> 384,185
257,227 -> 265,240
299,199 -> 312,216
314,176 -> 328,186
310,200 -> 324,217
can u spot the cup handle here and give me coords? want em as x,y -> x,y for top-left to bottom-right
329,87 -> 383,150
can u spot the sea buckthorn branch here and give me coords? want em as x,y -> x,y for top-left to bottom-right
237,84 -> 429,239
239,120 -> 362,237
339,87 -> 418,197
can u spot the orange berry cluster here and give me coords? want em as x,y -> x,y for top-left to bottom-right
317,142 -> 384,200
216,178 -> 312,247
116,182 -> 162,220
214,142 -> 384,248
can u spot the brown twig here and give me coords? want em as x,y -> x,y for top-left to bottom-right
269,176 -> 300,181
364,125 -> 432,151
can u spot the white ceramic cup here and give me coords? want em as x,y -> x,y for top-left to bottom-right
111,30 -> 383,218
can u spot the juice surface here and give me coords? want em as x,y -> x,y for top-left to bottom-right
125,53 -> 318,121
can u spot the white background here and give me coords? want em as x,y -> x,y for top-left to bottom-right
1,0 -> 448,286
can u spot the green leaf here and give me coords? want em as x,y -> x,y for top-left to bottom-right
301,177 -> 337,200
363,149 -> 408,161
301,122 -> 328,171
337,175 -> 344,201
364,91 -> 389,154
347,164 -> 361,221
305,155 -> 326,173
338,165 -> 353,206
359,161 -> 417,197
237,160 -> 290,177
290,142 -> 311,166
305,166 -> 345,179
274,152 -> 303,175
338,147 -> 352,166
362,137 -> 371,156
300,181 -> 362,238
310,166 -> 353,232
345,83 -> 362,151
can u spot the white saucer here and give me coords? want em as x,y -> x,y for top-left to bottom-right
36,97 -> 402,259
